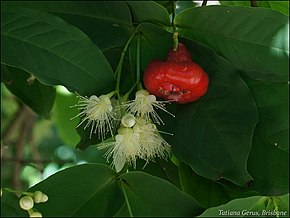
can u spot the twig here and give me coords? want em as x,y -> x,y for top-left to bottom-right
1,104 -> 25,144
12,120 -> 26,189
11,106 -> 36,189
202,0 -> 208,6
171,0 -> 176,27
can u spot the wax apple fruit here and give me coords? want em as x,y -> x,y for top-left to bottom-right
143,43 -> 209,104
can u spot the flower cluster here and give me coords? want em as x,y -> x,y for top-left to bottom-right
19,190 -> 48,217
74,89 -> 174,172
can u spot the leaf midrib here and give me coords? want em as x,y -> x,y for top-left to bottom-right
70,175 -> 118,216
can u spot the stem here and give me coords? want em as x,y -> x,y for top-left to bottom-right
173,32 -> 179,51
136,33 -> 141,89
2,188 -> 34,197
115,30 -> 138,98
123,82 -> 138,101
171,0 -> 176,27
202,0 -> 208,6
107,90 -> 116,98
120,180 -> 133,217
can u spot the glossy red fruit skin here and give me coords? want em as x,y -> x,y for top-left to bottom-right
143,43 -> 209,104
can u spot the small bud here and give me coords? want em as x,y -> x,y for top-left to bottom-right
121,114 -> 136,128
33,191 -> 42,203
29,211 -> 42,217
41,193 -> 48,202
19,196 -> 34,210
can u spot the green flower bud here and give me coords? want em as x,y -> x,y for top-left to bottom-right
33,191 -> 43,203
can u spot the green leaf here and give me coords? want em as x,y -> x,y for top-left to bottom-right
126,1 -> 171,26
175,5 -> 289,82
132,159 -> 181,189
27,164 -> 202,217
1,1 -> 133,50
246,79 -> 289,195
2,65 -> 56,118
171,40 -> 258,187
267,1 -> 289,16
1,6 -> 115,96
28,164 -> 124,217
53,89 -> 80,146
176,1 -> 198,15
179,162 -> 258,209
1,191 -> 27,217
155,1 -> 173,15
220,1 -> 289,15
200,194 -> 289,217
119,171 -> 202,217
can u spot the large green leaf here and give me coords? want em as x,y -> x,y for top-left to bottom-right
1,6 -> 115,96
220,1 -> 289,15
200,194 -> 289,217
171,40 -> 258,187
246,79 -> 289,195
23,164 -> 202,217
126,1 -> 171,26
28,164 -> 123,217
2,65 -> 56,118
175,6 -> 289,82
118,171 -> 202,217
179,162 -> 258,209
1,1 -> 133,50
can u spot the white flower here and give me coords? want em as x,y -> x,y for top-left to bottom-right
19,196 -> 34,211
133,118 -> 170,161
99,117 -> 171,172
72,94 -> 117,139
121,89 -> 174,125
98,127 -> 142,172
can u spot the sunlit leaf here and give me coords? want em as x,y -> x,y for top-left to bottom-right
200,194 -> 289,217
53,89 -> 80,146
220,1 -> 289,15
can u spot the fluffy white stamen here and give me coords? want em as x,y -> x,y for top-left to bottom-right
98,127 -> 142,172
121,89 -> 175,125
134,118 -> 170,161
71,94 -> 116,139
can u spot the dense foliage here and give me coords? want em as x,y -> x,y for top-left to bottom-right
1,1 -> 289,217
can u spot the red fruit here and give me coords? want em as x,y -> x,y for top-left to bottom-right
143,43 -> 209,104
